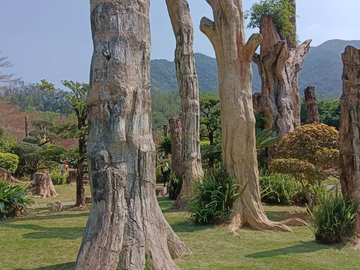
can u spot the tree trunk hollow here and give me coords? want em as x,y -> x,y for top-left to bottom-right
75,2 -> 190,269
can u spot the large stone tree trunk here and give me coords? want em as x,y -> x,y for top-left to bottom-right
252,14 -> 311,137
339,46 -> 360,250
75,1 -> 190,270
200,0 -> 291,232
169,116 -> 183,177
304,86 -> 319,124
166,0 -> 203,210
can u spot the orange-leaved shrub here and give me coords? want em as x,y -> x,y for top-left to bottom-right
270,123 -> 339,209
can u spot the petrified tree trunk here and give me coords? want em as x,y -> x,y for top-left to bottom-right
0,167 -> 12,182
163,124 -> 169,137
25,116 -> 29,138
28,173 -> 58,198
166,0 -> 203,210
304,86 -> 319,124
252,15 -> 311,137
169,116 -> 182,177
339,46 -> 360,250
75,1 -> 190,270
201,0 -> 291,232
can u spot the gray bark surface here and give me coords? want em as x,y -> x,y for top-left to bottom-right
169,116 -> 183,177
253,15 -> 311,137
339,46 -> 360,250
304,86 -> 319,124
166,0 -> 203,210
200,0 -> 291,232
75,1 -> 190,269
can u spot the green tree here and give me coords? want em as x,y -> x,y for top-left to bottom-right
40,80 -> 88,207
246,0 -> 297,43
270,123 -> 339,209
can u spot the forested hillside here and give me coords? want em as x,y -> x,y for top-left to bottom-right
151,39 -> 360,96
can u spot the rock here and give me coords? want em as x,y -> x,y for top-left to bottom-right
48,201 -> 63,212
28,173 -> 58,198
85,196 -> 92,204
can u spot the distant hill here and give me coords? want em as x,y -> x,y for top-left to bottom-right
150,39 -> 360,97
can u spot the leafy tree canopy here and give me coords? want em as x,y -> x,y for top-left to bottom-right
246,0 -> 296,41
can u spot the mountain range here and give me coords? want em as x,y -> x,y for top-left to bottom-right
150,39 -> 360,97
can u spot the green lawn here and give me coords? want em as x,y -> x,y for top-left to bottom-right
0,198 -> 359,270
30,184 -> 91,205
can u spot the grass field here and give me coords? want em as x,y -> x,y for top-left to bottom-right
29,184 -> 91,205
1,197 -> 360,270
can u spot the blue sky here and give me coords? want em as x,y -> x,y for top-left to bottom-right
0,0 -> 359,88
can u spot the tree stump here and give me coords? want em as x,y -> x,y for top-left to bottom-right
304,86 -> 319,124
339,46 -> 360,250
28,173 -> 58,198
48,201 -> 63,212
0,167 -> 12,182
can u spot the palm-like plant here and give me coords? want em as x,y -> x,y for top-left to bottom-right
256,128 -> 279,151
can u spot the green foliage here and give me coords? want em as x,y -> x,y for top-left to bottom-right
187,166 -> 245,224
256,128 -> 279,151
301,98 -> 340,130
168,173 -> 182,200
158,137 -> 172,157
271,123 -> 339,183
51,171 -> 68,185
246,0 -> 296,42
151,90 -> 181,131
259,172 -> 303,205
9,82 -> 70,114
0,153 -> 19,173
307,188 -> 359,244
0,181 -> 33,219
144,253 -> 152,270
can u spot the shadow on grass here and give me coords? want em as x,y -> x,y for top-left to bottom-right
246,241 -> 346,258
1,223 -> 84,240
15,262 -> 76,270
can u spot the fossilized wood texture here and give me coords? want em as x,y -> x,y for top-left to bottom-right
166,0 -> 203,210
75,1 -> 190,270
339,46 -> 360,250
200,0 -> 291,232
253,15 -> 311,137
304,86 -> 319,124
28,173 -> 58,198
169,116 -> 182,177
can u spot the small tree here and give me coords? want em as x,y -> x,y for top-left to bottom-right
271,123 -> 339,209
40,80 -> 88,207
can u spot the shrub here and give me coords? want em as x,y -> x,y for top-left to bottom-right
187,166 -> 245,224
0,152 -> 19,173
270,123 -> 339,209
168,173 -> 182,200
259,173 -> 303,205
51,171 -> 68,185
307,188 -> 359,244
0,181 -> 33,219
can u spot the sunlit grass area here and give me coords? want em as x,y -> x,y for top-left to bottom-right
0,198 -> 359,270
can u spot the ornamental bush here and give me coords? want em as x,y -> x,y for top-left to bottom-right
0,153 -> 19,173
270,123 -> 339,209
